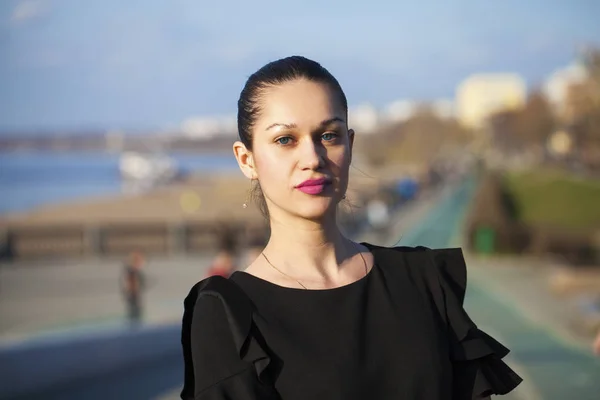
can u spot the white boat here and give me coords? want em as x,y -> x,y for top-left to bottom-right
119,151 -> 178,183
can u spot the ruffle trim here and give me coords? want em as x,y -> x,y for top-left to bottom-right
431,248 -> 523,397
454,326 -> 523,396
182,276 -> 272,388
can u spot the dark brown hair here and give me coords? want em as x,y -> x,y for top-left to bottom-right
237,55 -> 348,150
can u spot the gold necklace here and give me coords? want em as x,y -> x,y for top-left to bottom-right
261,242 -> 368,290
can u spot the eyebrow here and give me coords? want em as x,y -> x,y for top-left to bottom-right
265,117 -> 345,131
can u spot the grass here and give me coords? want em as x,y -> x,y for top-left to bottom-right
504,169 -> 600,231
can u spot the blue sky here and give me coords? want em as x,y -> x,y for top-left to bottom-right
1,0 -> 600,132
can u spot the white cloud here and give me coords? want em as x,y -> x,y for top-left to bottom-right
10,0 -> 47,24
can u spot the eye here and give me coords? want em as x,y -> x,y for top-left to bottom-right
275,136 -> 292,146
321,132 -> 338,142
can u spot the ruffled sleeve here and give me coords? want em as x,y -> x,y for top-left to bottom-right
429,248 -> 523,399
180,276 -> 278,400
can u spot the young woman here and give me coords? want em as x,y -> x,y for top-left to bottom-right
181,56 -> 522,399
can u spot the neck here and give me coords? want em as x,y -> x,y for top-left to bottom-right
263,212 -> 355,281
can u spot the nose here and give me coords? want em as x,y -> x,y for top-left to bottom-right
298,139 -> 325,170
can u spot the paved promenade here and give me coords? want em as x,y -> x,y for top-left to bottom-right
0,255 -> 214,344
3,176 -> 599,399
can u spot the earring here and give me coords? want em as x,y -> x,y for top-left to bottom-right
242,180 -> 253,209
342,193 -> 347,199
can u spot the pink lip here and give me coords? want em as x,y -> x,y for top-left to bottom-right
296,178 -> 330,195
297,178 -> 329,188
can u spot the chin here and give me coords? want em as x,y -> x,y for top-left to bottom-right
293,198 -> 338,221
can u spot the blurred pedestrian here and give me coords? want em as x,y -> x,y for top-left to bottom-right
120,250 -> 146,324
594,329 -> 600,356
206,222 -> 238,278
206,249 -> 237,278
244,234 -> 268,267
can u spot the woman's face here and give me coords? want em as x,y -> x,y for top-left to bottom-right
236,79 -> 354,222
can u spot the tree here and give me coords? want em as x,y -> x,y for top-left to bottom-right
567,47 -> 600,169
488,90 -> 555,153
358,106 -> 473,169
516,90 -> 556,147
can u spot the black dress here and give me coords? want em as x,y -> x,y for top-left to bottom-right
180,244 -> 522,399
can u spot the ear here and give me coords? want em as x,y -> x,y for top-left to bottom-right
348,128 -> 355,162
233,141 -> 257,180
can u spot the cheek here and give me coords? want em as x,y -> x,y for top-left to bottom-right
327,146 -> 351,171
254,150 -> 291,183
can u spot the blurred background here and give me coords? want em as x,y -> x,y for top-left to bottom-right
1,0 -> 600,399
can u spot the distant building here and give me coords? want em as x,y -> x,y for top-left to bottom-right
543,62 -> 588,120
456,73 -> 527,129
382,100 -> 418,123
348,104 -> 380,134
381,99 -> 455,122
180,115 -> 237,138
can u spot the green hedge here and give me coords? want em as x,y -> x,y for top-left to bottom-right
504,169 -> 600,231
